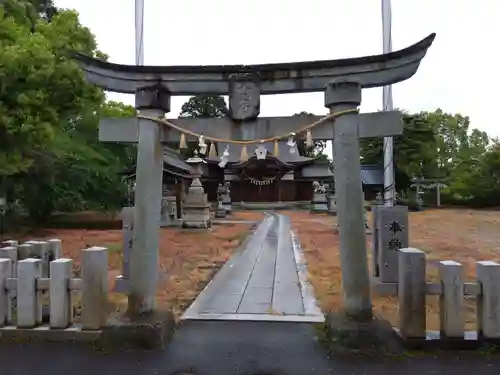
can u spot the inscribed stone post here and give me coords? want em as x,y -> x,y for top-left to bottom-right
128,85 -> 170,314
114,206 -> 134,293
376,205 -> 409,283
325,79 -> 372,319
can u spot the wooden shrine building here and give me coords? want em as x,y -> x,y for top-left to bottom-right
122,142 -> 384,204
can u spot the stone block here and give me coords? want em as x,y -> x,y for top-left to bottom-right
376,205 -> 409,283
82,247 -> 108,331
398,248 -> 426,340
101,310 -> 175,350
0,246 -> 17,277
310,192 -> 329,213
49,258 -> 73,329
228,75 -> 260,121
323,312 -> 403,356
17,258 -> 43,328
0,258 -> 11,327
47,239 -> 62,260
476,261 -> 500,339
439,260 -> 464,339
31,241 -> 50,277
135,85 -> 171,111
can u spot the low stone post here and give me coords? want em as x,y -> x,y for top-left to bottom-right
82,247 -> 108,330
0,258 -> 11,326
17,258 -> 43,328
0,246 -> 17,277
439,260 -> 464,339
50,258 -> 73,329
398,248 -> 426,340
325,79 -> 372,319
476,261 -> 500,339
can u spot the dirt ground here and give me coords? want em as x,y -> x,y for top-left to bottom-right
5,210 -> 263,321
287,208 -> 500,331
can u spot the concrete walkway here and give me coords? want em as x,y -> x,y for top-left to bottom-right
182,213 -> 324,322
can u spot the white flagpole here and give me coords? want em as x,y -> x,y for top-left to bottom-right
135,0 -> 145,66
382,0 -> 395,206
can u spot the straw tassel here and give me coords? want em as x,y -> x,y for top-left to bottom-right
208,142 -> 217,157
240,145 -> 249,162
306,130 -> 313,148
273,140 -> 279,157
179,133 -> 187,149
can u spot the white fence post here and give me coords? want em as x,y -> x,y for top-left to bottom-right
477,261 -> 500,339
81,247 -> 108,330
18,243 -> 34,261
0,258 -> 11,327
32,241 -> 51,277
398,248 -> 426,340
47,239 -> 62,260
49,259 -> 73,329
17,258 -> 42,328
439,260 -> 464,339
0,246 -> 17,277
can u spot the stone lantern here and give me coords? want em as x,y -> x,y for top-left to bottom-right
182,151 -> 211,228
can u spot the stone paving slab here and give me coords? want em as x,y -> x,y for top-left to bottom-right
182,213 -> 324,322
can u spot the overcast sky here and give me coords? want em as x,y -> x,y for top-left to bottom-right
55,0 -> 499,138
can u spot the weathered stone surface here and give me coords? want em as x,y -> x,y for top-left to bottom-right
398,248 -> 426,340
82,247 -> 108,330
135,85 -> 170,111
327,194 -> 337,215
76,33 -> 436,94
376,206 -> 409,283
17,259 -> 42,328
129,107 -> 165,314
323,312 -> 403,356
325,79 -> 372,319
310,192 -> 329,213
439,260 -> 464,339
101,310 -> 175,350
49,259 -> 73,329
477,261 -> 500,339
182,178 -> 211,229
228,75 -> 260,121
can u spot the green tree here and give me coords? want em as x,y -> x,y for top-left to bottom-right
1,4 -> 132,222
179,94 -> 228,118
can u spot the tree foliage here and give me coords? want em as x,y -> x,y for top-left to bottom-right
360,108 -> 495,207
179,94 -> 228,118
0,2 -> 134,223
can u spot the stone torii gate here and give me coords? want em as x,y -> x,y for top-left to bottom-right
75,33 -> 435,318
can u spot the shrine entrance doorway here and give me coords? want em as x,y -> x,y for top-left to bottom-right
230,158 -> 288,202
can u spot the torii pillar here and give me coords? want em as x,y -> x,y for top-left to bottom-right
129,85 -> 170,315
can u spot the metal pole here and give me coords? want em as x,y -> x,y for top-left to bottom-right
382,0 -> 395,206
135,0 -> 145,66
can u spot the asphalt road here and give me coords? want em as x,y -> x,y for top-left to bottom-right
1,321 -> 499,375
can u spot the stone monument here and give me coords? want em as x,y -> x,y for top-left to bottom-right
76,32 -> 435,324
310,181 -> 329,213
182,151 -> 211,229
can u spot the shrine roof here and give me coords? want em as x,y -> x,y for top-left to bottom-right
207,142 -> 314,164
359,165 -> 384,186
122,148 -> 197,179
